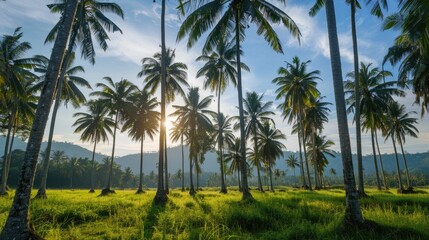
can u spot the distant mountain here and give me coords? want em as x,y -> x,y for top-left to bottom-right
2,136 -> 429,177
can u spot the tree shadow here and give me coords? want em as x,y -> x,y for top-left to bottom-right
143,200 -> 167,239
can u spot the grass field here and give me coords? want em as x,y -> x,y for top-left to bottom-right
0,187 -> 428,239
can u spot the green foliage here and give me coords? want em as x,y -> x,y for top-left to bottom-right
0,188 -> 428,239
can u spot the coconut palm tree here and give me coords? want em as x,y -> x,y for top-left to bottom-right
138,47 -> 189,197
90,77 -> 137,195
385,101 -> 418,190
170,121 -> 188,192
171,87 -> 214,195
196,38 -> 249,194
211,113 -> 235,193
272,56 -> 320,189
242,91 -> 274,192
224,137 -> 246,192
345,62 -> 404,190
309,0 -> 363,224
306,135 -> 335,189
178,0 -> 300,201
35,54 -> 91,199
72,99 -> 115,193
256,121 -> 286,192
122,89 -> 160,194
286,154 -> 299,187
1,2 -> 79,238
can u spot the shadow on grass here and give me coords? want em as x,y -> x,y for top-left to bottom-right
143,200 -> 167,239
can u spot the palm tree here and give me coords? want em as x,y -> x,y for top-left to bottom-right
171,87 -> 214,195
345,62 -> 403,190
178,0 -> 301,201
35,54 -> 91,199
170,122 -> 188,192
122,89 -> 160,194
72,99 -> 115,193
256,121 -> 286,192
224,137 -> 245,191
306,135 -> 335,189
212,113 -> 235,193
272,56 -> 320,190
1,1 -> 79,238
385,101 -> 418,191
242,91 -> 274,192
90,77 -> 137,195
196,38 -> 248,194
286,154 -> 299,187
138,47 -> 189,198
309,0 -> 363,224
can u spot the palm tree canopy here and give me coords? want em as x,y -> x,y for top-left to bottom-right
309,0 -> 389,18
285,153 -> 299,169
138,48 -> 189,103
177,0 -> 301,53
272,56 -> 320,124
242,91 -> 274,139
385,101 -> 419,144
46,0 -> 124,64
306,134 -> 335,172
256,121 -> 286,166
212,113 -> 235,148
72,99 -> 115,144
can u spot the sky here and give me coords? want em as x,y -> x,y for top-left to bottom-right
1,0 -> 428,157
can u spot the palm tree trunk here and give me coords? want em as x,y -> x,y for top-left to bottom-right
297,123 -> 307,188
189,155 -> 196,195
218,72 -> 227,193
254,129 -> 264,192
0,1 -> 79,238
89,140 -> 96,193
0,113 -> 14,196
324,0 -> 363,225
375,129 -> 388,189
293,168 -> 296,187
238,167 -> 242,192
35,27 -> 78,199
269,162 -> 274,192
164,133 -> 169,194
154,0 -> 167,204
235,7 -> 253,201
137,138 -> 144,194
181,136 -> 185,192
350,0 -> 366,197
370,128 -> 382,190
300,116 -> 312,190
398,138 -> 411,189
391,136 -> 404,190
4,121 -> 17,188
103,111 -> 118,194
312,130 -> 319,189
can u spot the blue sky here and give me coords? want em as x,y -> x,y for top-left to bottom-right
1,0 -> 428,157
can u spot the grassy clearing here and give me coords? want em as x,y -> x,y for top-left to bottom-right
0,187 -> 428,239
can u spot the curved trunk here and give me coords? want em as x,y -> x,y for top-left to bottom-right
218,72 -> 227,193
154,0 -> 167,203
137,137 -> 144,193
0,1 -> 79,238
181,136 -> 185,192
391,136 -> 404,190
0,114 -> 14,195
370,128 -> 381,190
164,134 -> 169,194
398,138 -> 411,188
375,129 -> 388,189
89,140 -> 96,193
235,7 -> 252,201
351,0 -> 365,197
324,0 -> 363,224
297,127 -> 307,187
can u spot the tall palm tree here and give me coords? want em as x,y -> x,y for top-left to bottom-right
345,62 -> 403,190
272,56 -> 320,189
385,101 -> 418,190
178,0 -> 300,201
196,38 -> 248,194
138,47 -> 189,197
35,55 -> 91,199
286,154 -> 299,187
224,137 -> 245,192
256,121 -> 286,192
122,89 -> 160,194
72,99 -> 115,193
170,122 -> 188,192
309,0 -> 363,224
171,87 -> 214,196
242,91 -> 274,192
306,135 -> 335,189
212,113 -> 235,193
90,77 -> 137,195
1,1 -> 79,238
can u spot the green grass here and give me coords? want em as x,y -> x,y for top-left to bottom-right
0,187 -> 428,239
